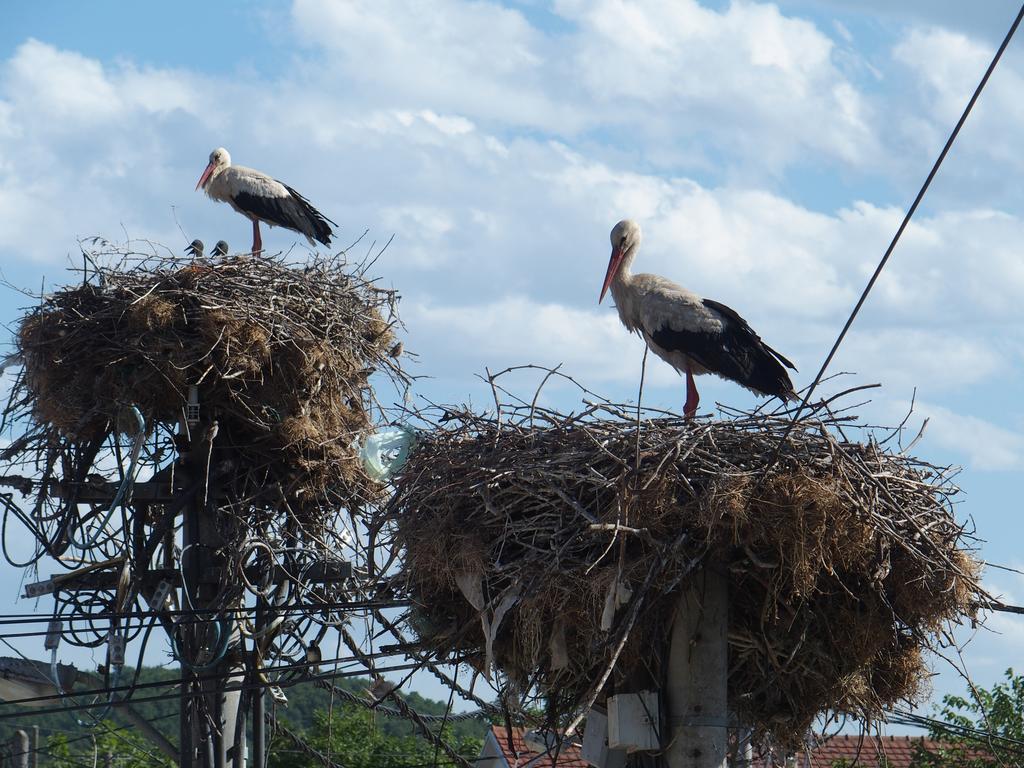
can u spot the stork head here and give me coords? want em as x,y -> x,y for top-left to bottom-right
600,219 -> 641,303
195,147 -> 231,191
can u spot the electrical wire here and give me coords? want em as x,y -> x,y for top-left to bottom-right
0,597 -> 408,628
889,708 -> 1024,756
765,1 -> 1024,467
0,657 -> 469,720
24,714 -> 178,767
0,645 -> 466,710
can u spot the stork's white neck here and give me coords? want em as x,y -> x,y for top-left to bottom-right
608,241 -> 640,322
616,241 -> 640,284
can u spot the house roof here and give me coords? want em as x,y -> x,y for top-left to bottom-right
776,734 -> 970,767
483,728 -> 966,768
484,726 -> 589,768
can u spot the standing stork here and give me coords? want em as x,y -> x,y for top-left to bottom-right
599,219 -> 797,417
195,147 -> 336,255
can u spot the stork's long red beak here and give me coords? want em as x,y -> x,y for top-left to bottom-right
195,161 -> 215,191
599,246 -> 623,304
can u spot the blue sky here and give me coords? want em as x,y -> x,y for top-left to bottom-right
3,0 -> 1024,729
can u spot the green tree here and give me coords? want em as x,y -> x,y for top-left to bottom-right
269,703 -> 483,768
912,667 -> 1024,767
45,720 -> 175,768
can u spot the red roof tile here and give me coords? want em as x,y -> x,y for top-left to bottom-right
485,728 -> 974,768
486,725 -> 589,768
777,734 -> 972,768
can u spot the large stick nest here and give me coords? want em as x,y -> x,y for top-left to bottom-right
11,246 -> 406,518
382,398 -> 980,748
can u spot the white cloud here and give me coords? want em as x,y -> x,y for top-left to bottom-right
288,0 -> 878,174
290,0 -> 575,131
2,33 -> 1018,421
406,296 -> 683,386
4,40 -> 123,124
0,41 -> 211,261
832,328 -> 1005,394
2,39 -> 201,130
558,0 -> 877,168
977,572 -> 1024,657
2,0 -> 1024,715
0,14 -> 1018,391
890,401 -> 1024,471
810,1 -> 1020,43
894,29 -> 991,121
535,148 -> 856,322
889,26 -> 1024,189
378,205 -> 458,269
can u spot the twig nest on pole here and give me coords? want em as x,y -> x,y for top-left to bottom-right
383,404 -> 981,748
14,249 -> 405,515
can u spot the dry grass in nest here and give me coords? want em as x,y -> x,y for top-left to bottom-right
10,246 -> 407,525
380,399 -> 981,748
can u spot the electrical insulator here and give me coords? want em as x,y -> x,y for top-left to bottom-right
44,620 -> 62,651
108,632 -> 126,667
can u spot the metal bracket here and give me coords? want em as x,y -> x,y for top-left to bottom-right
24,578 -> 55,598
148,579 -> 173,610
186,385 -> 200,428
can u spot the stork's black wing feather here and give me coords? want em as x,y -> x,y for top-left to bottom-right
701,299 -> 796,370
282,183 -> 337,246
650,298 -> 797,399
233,184 -> 336,247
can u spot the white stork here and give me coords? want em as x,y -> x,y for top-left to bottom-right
212,240 -> 229,258
599,219 -> 797,417
185,239 -> 204,258
195,147 -> 336,255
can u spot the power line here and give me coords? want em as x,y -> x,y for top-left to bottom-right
0,596 -> 408,629
0,655 -> 474,719
890,709 -> 1024,756
767,1 -> 1024,463
0,647 -> 408,709
315,680 -> 492,724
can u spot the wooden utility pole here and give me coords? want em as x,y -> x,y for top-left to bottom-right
180,464 -> 201,768
180,421 -> 246,768
665,569 -> 728,768
36,418 -> 347,768
251,597 -> 267,768
35,445 -> 247,767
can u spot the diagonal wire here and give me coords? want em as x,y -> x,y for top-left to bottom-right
764,1 -> 1024,470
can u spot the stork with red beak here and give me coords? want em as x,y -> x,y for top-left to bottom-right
195,148 -> 336,255
599,219 -> 797,417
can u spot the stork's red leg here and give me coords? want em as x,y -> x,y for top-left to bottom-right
251,220 -> 262,255
683,368 -> 699,418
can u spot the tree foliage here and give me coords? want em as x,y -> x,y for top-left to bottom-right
46,721 -> 174,768
269,703 -> 483,768
15,669 -> 487,766
913,667 -> 1024,767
